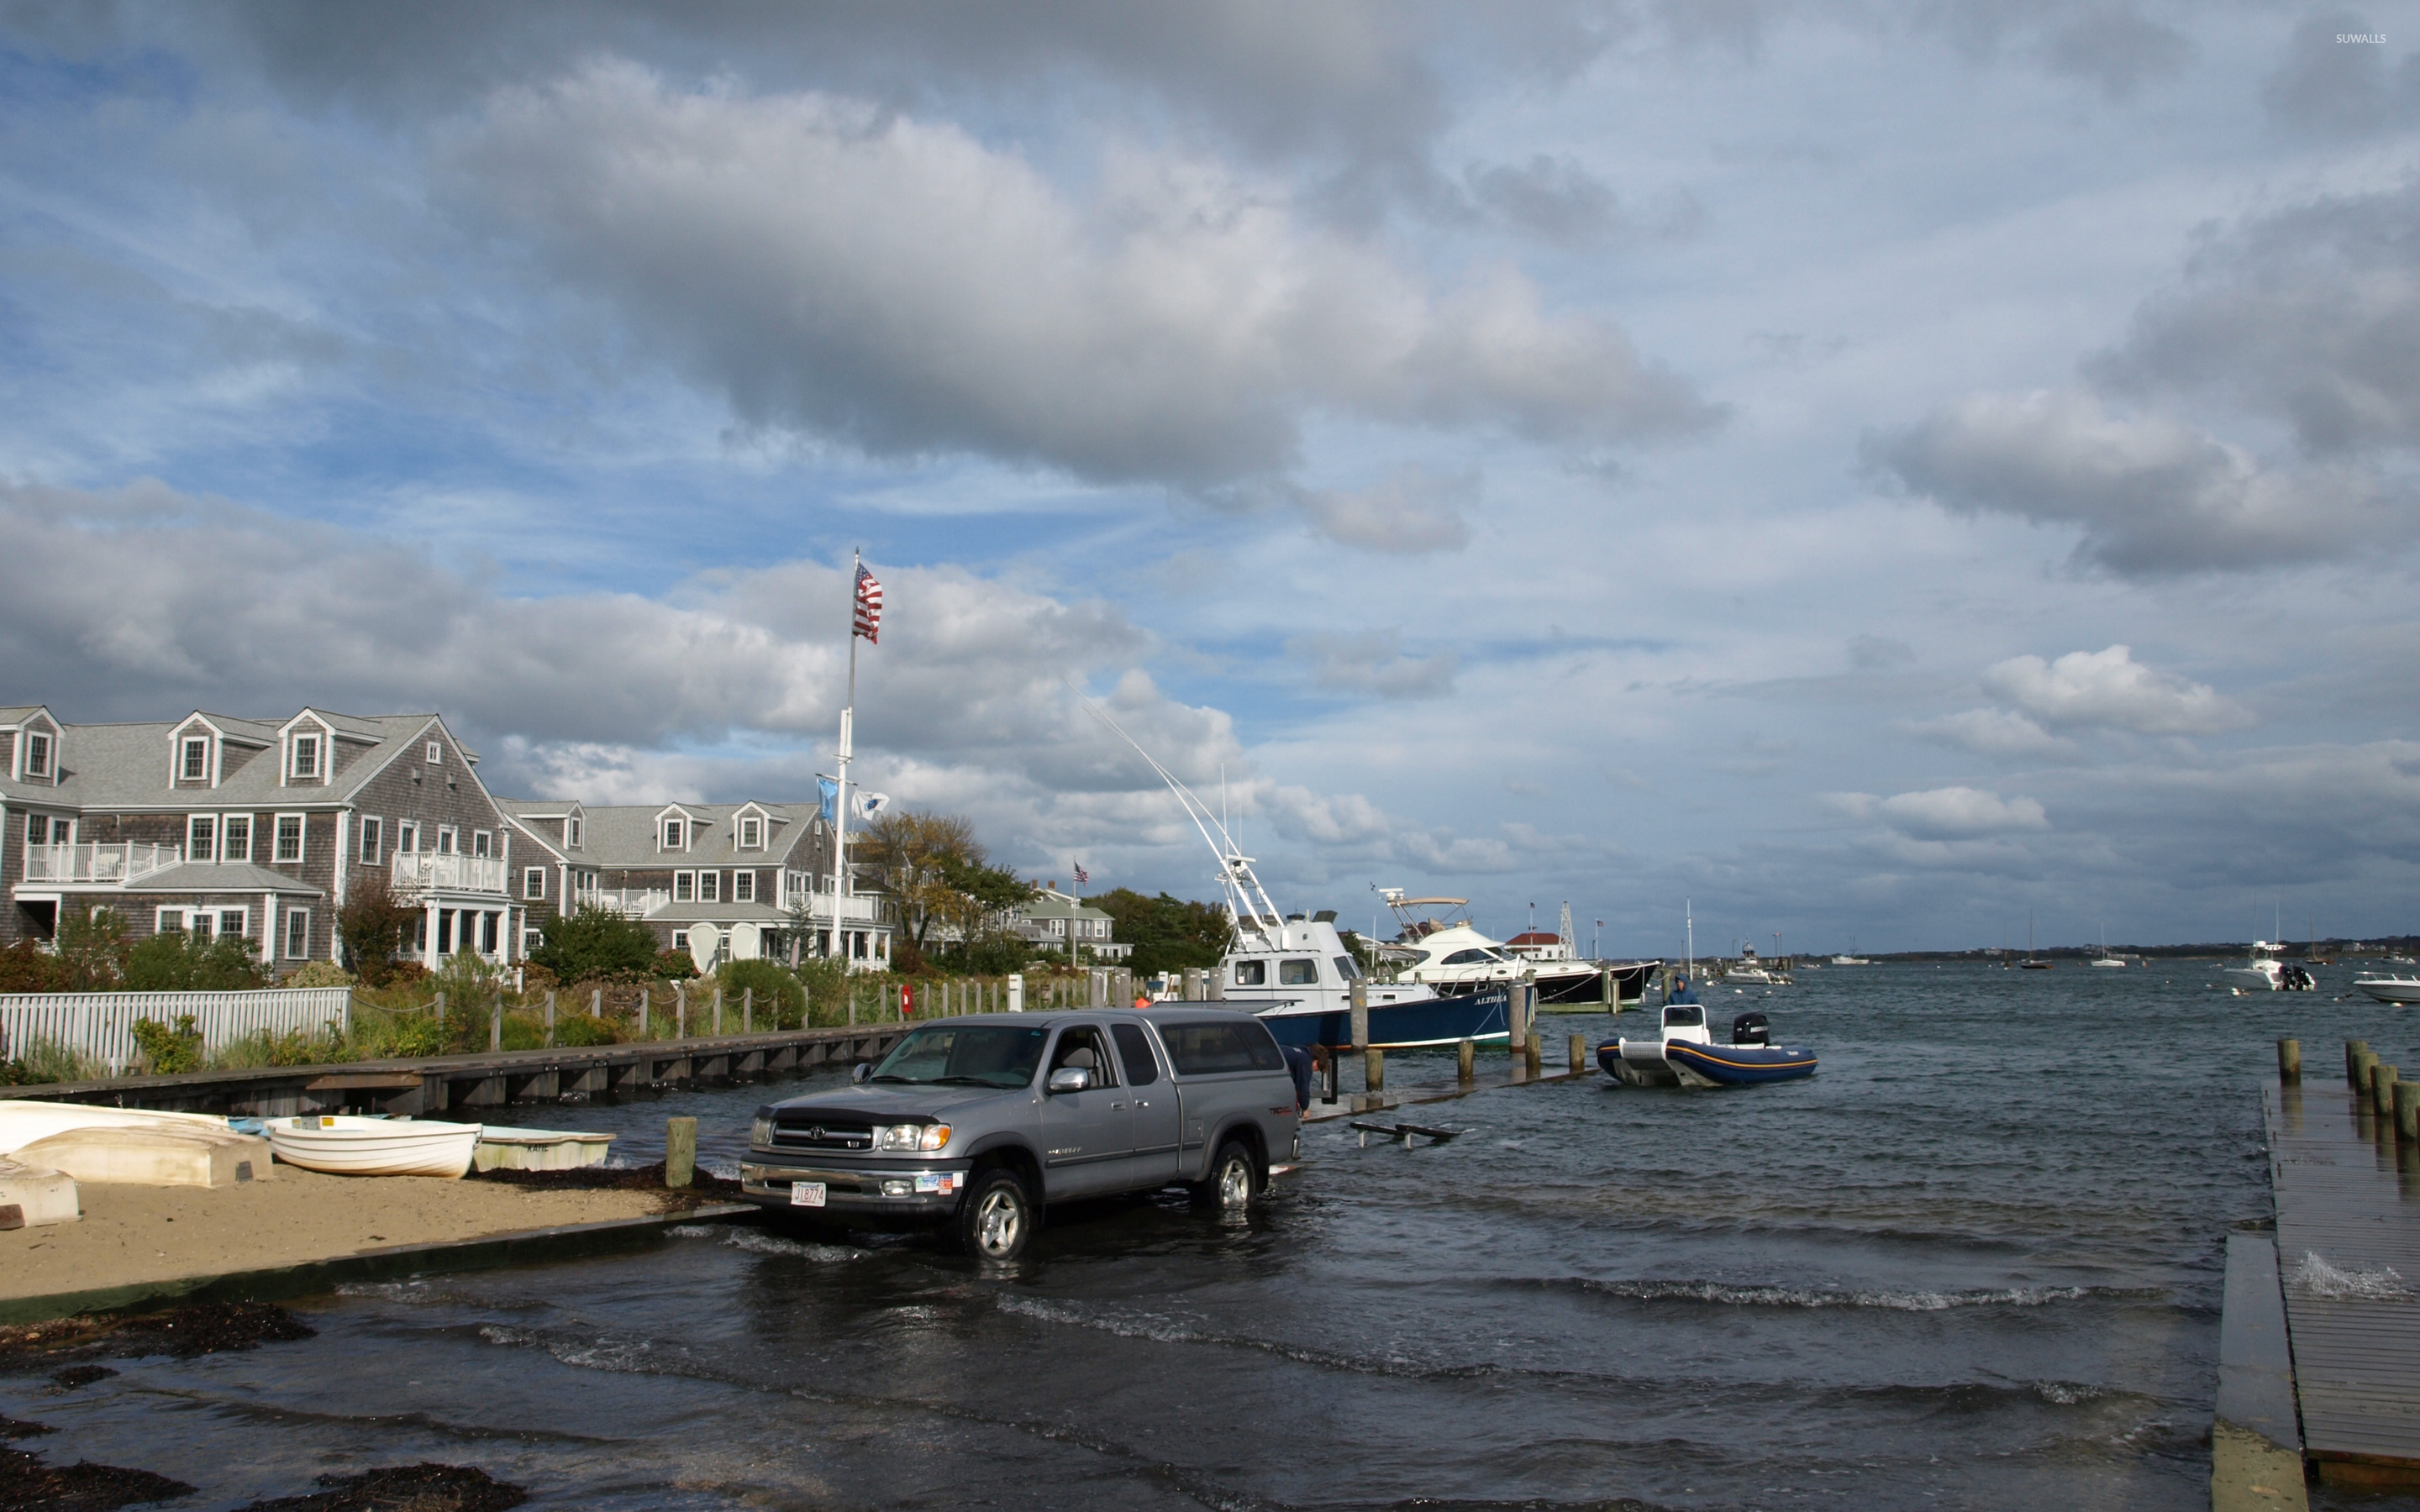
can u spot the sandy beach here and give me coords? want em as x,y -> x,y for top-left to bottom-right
0,1167 -> 673,1303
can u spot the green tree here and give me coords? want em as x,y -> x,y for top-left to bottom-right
1084,890 -> 1231,977
54,905 -> 126,990
336,869 -> 421,986
860,810 -> 1037,972
529,906 -> 665,983
124,931 -> 271,991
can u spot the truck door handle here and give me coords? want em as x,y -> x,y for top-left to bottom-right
1110,1101 -> 1125,1110
1135,1100 -> 1149,1108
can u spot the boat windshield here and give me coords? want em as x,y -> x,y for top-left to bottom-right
868,1025 -> 1049,1089
1663,1005 -> 1705,1029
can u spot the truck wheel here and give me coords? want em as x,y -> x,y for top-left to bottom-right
1192,1138 -> 1259,1210
955,1168 -> 1034,1261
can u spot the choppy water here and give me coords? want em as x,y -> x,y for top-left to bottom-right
12,963 -> 2420,1509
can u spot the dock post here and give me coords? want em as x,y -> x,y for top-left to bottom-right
2354,1050 -> 2381,1108
1526,1032 -> 1543,1076
590,987 -> 602,1020
1458,1037 -> 1475,1083
714,987 -> 723,1036
2348,1039 -> 2371,1087
1508,984 -> 1529,1057
1569,1032 -> 1586,1074
742,987 -> 752,1034
2377,1063 -> 2400,1119
434,990 -> 445,1028
666,1116 -> 697,1189
2397,1080 -> 2420,1142
1349,979 -> 1369,1057
1365,1047 -> 1384,1094
676,981 -> 687,1040
544,990 -> 556,1048
2277,1037 -> 2300,1084
638,987 -> 648,1041
847,983 -> 856,1026
490,1001 -> 502,1053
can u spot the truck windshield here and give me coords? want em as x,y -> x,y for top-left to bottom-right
869,1025 -> 1050,1089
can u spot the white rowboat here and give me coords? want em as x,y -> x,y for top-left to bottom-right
267,1116 -> 482,1179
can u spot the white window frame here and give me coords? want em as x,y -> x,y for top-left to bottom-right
222,813 -> 251,864
22,731 -> 50,779
664,819 -> 684,850
284,908 -> 310,960
155,907 -> 184,934
739,816 -> 761,848
426,740 -> 443,764
291,732 -> 321,780
274,812 -> 305,864
734,870 -> 755,902
671,930 -> 689,953
436,824 -> 458,855
187,813 -> 218,864
569,816 -> 584,848
181,737 -> 209,783
360,816 -> 382,863
522,927 -> 543,955
523,866 -> 546,900
699,870 -> 719,903
674,871 -> 695,902
397,819 -> 419,853
218,907 -> 249,938
472,829 -> 492,858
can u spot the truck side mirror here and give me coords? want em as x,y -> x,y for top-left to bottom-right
852,1063 -> 872,1084
1047,1067 -> 1092,1094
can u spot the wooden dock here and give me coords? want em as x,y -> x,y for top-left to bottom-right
0,1024 -> 908,1119
2253,1074 -> 2420,1494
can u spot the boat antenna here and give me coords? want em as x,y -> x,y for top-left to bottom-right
1066,681 -> 1285,941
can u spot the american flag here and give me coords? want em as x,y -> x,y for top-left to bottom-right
853,562 -> 882,643
1073,861 -> 1089,885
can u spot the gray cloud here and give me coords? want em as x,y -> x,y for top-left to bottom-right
2091,176 -> 2420,458
440,63 -> 1714,492
1868,387 -> 2412,574
1848,634 -> 1916,669
1830,785 -> 2051,839
1461,155 -> 1703,248
2262,10 -> 2420,137
1981,644 -> 2254,735
1288,629 -> 1460,699
1905,707 -> 2084,761
1287,470 -> 1478,553
2037,9 -> 2194,100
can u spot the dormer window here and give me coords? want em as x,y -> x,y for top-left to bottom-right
23,732 -> 50,779
292,734 -> 320,780
426,741 -> 443,764
665,819 -> 685,849
182,738 -> 209,782
740,816 -> 762,848
569,817 -> 584,848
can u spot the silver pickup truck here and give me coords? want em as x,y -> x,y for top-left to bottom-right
739,1008 -> 1302,1261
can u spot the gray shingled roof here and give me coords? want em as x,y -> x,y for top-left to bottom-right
72,862 -> 325,896
1,712 -> 447,809
504,801 -> 814,867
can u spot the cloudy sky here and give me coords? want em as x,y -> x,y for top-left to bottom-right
3,2 -> 2418,954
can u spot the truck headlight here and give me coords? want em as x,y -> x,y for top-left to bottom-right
751,1116 -> 772,1147
874,1123 -> 950,1152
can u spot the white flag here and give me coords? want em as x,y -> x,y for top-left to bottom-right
856,790 -> 891,818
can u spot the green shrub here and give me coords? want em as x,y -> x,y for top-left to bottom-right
654,948 -> 698,981
130,1014 -> 204,1074
283,960 -> 354,989
0,940 -> 62,994
550,1012 -> 619,1047
213,1026 -> 340,1068
708,958 -> 808,1029
529,906 -> 663,983
346,1003 -> 451,1059
125,931 -> 271,991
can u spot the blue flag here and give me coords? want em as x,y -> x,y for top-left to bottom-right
818,775 -> 839,824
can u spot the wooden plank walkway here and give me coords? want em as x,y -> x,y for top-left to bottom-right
2265,1077 -> 2420,1489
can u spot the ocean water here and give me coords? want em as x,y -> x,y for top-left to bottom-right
8,961 -> 2420,1510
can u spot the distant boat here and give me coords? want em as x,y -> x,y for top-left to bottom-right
2091,923 -> 2127,967
2021,914 -> 2052,969
2226,942 -> 2315,993
1602,1002 -> 1817,1087
1832,937 -> 1869,966
2354,974 -> 2420,1005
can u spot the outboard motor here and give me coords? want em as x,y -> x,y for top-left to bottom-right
1732,1011 -> 1770,1047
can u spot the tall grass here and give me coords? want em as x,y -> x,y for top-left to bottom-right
3,1034 -> 105,1085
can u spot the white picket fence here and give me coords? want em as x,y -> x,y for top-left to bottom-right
0,988 -> 353,1076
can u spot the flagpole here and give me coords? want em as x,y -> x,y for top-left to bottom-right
832,550 -> 858,967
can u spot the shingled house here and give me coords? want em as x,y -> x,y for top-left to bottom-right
0,705 -> 522,973
500,798 -> 892,970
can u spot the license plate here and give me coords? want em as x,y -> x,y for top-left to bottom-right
789,1181 -> 827,1208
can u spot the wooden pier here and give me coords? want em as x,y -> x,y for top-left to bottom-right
2223,1065 -> 2420,1504
0,1024 -> 908,1119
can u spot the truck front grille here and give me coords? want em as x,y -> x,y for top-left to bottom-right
771,1116 -> 876,1152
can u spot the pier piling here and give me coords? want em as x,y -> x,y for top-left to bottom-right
489,1005 -> 501,1053
1569,1033 -> 1586,1074
665,1117 -> 697,1189
1365,1048 -> 1384,1094
1458,1038 -> 1475,1084
1525,1032 -> 1543,1077
714,988 -> 723,1036
544,990 -> 556,1048
2349,1040 -> 2370,1087
2279,1038 -> 2301,1084
676,982 -> 687,1040
2354,1049 -> 2379,1105
1349,980 -> 1369,1057
743,987 -> 753,1034
434,991 -> 445,1027
2398,1081 -> 2420,1143
2378,1063 -> 2401,1120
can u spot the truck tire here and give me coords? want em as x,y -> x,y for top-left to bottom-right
1192,1137 -> 1259,1210
955,1167 -> 1035,1261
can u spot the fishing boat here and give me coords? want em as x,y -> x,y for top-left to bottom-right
1720,943 -> 1791,985
266,1116 -> 483,1179
1082,705 -> 1508,1049
1831,938 -> 1870,966
1378,891 -> 1645,1005
1600,1002 -> 1817,1088
2353,974 -> 2420,1005
2227,942 -> 2315,992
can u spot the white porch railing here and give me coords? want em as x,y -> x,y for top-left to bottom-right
788,893 -> 885,924
591,888 -> 671,919
0,987 -> 352,1076
392,852 -> 508,895
20,843 -> 183,885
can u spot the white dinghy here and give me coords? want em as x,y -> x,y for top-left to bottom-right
472,1126 -> 615,1173
267,1116 -> 483,1179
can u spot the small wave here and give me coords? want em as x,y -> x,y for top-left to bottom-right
2291,1250 -> 2408,1299
2032,1380 -> 2113,1405
1562,1277 -> 2128,1312
720,1229 -> 858,1261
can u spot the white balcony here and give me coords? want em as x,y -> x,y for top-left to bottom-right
392,851 -> 509,895
789,892 -> 884,925
21,843 -> 182,886
588,887 -> 671,919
